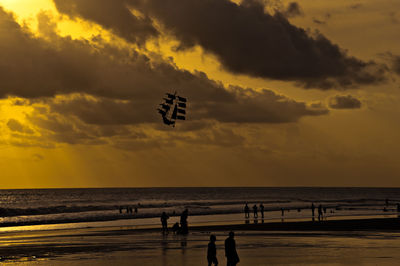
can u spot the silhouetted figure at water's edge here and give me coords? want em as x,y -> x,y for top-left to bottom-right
161,212 -> 169,233
318,204 -> 323,222
259,203 -> 264,218
180,209 -> 189,234
244,203 -> 249,218
253,205 -> 258,218
172,222 -> 180,234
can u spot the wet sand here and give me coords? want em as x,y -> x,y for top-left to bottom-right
2,216 -> 400,265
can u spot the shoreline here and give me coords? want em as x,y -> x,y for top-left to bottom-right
2,216 -> 400,264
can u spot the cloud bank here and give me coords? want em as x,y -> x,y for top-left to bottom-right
0,7 -> 327,128
329,95 -> 362,109
52,0 -> 387,90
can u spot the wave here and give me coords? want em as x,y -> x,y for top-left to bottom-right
1,197 -> 398,218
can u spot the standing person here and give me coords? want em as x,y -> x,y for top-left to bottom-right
252,204 -> 258,218
318,204 -> 323,222
311,203 -> 315,221
244,203 -> 249,219
225,231 -> 240,266
259,203 -> 264,218
207,234 -> 218,266
397,203 -> 400,218
161,212 -> 169,233
180,209 -> 189,234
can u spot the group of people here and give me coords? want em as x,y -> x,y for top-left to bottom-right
160,209 -> 189,234
244,202 -> 328,222
244,203 -> 264,219
119,205 -> 138,214
208,232 -> 239,266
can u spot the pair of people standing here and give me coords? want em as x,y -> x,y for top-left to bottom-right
207,232 -> 240,266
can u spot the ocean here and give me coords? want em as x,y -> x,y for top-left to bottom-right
1,187 -> 399,231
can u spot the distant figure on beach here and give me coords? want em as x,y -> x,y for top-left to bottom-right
244,203 -> 250,218
311,203 -> 315,221
134,207 -> 138,214
253,204 -> 258,218
225,231 -> 239,266
172,222 -> 180,234
318,204 -> 323,222
259,203 -> 264,218
207,234 -> 218,266
180,209 -> 189,234
119,206 -> 123,214
397,204 -> 400,217
161,212 -> 169,233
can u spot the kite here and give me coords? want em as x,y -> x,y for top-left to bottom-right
157,91 -> 187,127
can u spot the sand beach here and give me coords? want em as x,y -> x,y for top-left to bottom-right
2,215 -> 400,265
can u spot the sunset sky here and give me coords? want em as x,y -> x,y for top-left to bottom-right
0,0 -> 399,188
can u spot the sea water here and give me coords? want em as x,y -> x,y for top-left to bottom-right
0,187 -> 399,231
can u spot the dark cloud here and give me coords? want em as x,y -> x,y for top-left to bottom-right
329,95 -> 362,109
52,0 -> 158,45
349,3 -> 363,10
282,2 -> 304,18
393,55 -> 400,75
388,12 -> 399,24
381,52 -> 400,75
0,7 -> 327,127
33,153 -> 44,161
7,119 -> 34,134
51,0 -> 387,89
312,18 -> 326,25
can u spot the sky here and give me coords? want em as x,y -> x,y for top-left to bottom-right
0,0 -> 399,188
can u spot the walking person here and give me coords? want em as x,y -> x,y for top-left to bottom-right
244,203 -> 249,219
252,204 -> 258,218
161,212 -> 169,233
225,231 -> 239,266
207,234 -> 218,266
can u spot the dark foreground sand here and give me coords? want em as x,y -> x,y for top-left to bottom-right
2,216 -> 400,265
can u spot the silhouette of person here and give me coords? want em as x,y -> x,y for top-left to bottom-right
397,203 -> 400,218
172,222 -> 180,234
161,212 -> 169,233
207,234 -> 218,266
318,204 -> 323,222
119,206 -> 122,214
244,203 -> 250,218
259,203 -> 264,218
253,204 -> 258,218
311,203 -> 315,221
134,207 -> 138,214
225,231 -> 239,266
180,209 -> 189,234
